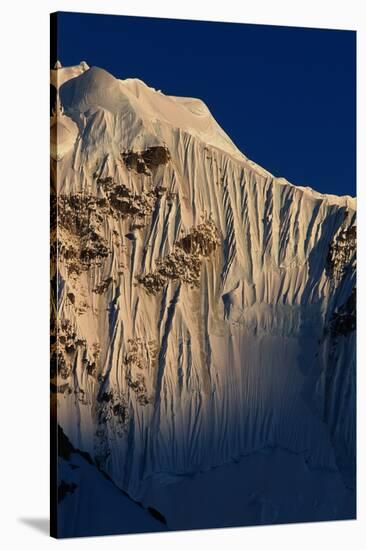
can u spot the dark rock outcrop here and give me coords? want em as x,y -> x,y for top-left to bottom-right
122,146 -> 170,174
138,217 -> 220,294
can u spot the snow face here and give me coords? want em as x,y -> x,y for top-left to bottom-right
50,108 -> 79,161
51,64 -> 356,530
57,426 -> 166,537
50,61 -> 89,89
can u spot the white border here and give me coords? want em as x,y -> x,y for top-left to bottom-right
0,1 -> 364,548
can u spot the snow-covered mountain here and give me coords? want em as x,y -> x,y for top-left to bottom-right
51,61 -> 356,532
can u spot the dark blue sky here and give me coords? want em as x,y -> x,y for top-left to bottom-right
54,12 -> 356,196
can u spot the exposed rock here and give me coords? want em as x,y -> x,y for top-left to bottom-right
93,277 -> 113,294
126,372 -> 150,406
327,224 -> 356,280
84,359 -> 97,377
96,389 -> 129,436
107,183 -> 157,221
122,146 -> 170,174
58,194 -> 110,275
138,217 -> 220,294
97,177 -> 166,229
122,338 -> 156,405
137,271 -> 168,296
50,321 -> 99,399
178,216 -> 220,256
124,338 -> 145,369
57,180 -> 165,276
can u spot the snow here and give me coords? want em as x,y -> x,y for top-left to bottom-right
57,435 -> 166,537
52,63 -> 356,533
50,108 -> 79,161
144,446 -> 355,530
50,61 -> 89,89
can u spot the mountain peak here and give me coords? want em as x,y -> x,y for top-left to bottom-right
51,60 -> 356,532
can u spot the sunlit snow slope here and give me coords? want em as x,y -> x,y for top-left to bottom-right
51,62 -> 356,529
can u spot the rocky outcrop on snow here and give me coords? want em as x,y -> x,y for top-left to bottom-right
327,221 -> 356,280
57,194 -> 110,275
137,217 -> 220,294
122,145 -> 171,174
57,175 -> 167,276
52,62 -> 356,527
51,319 -> 85,385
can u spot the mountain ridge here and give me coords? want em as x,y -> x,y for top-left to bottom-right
51,61 -> 356,529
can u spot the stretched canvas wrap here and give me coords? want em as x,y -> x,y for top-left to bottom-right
50,12 -> 356,538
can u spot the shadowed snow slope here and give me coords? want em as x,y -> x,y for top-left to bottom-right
57,426 -> 165,537
51,64 -> 356,531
